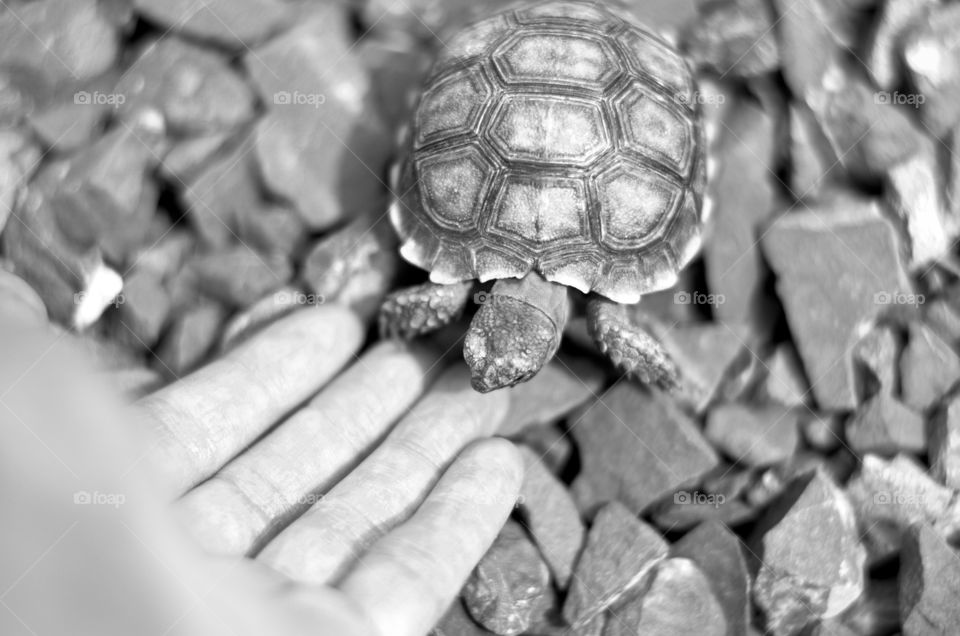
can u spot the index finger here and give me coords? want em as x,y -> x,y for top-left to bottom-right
137,306 -> 365,496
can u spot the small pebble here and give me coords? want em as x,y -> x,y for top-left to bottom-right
900,321 -> 960,412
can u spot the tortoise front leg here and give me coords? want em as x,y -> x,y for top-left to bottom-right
379,280 -> 474,340
587,297 -> 679,390
464,272 -> 569,393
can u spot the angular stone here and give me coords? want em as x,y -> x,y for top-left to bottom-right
515,424 -> 573,478
762,199 -> 912,410
500,356 -> 604,437
361,0 -> 513,41
571,384 -> 718,516
901,321 -> 960,411
659,323 -> 752,414
300,216 -> 399,321
2,186 -> 122,329
234,204 -> 305,258
851,324 -> 900,401
246,4 -> 388,230
116,268 -> 171,349
603,558 -> 726,636
706,402 -> 802,467
358,38 -> 431,129
682,0 -> 779,77
899,523 -> 960,636
0,0 -> 118,86
156,302 -> 225,376
771,0 -> 844,100
672,521 -> 751,636
885,150 -> 955,269
845,392 -> 926,456
753,470 -> 866,635
807,64 -> 926,181
930,394 -> 960,489
564,502 -> 667,628
27,91 -> 109,153
788,103 -> 838,199
192,246 -> 291,309
761,344 -> 811,407
846,454 -> 960,546
160,131 -> 233,184
132,0 -> 291,48
463,520 -> 550,636
649,491 -> 756,532
702,93 -> 779,340
865,0 -> 938,90
925,297 -> 960,346
182,131 -> 260,248
132,228 -> 195,282
116,37 -> 255,135
517,446 -> 585,590
902,4 -> 960,136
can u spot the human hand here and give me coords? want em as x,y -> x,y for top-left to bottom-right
0,306 -> 524,636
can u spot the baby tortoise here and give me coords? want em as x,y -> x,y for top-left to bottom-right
380,0 -> 706,392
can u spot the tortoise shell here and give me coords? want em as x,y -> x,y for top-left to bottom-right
390,0 -> 705,304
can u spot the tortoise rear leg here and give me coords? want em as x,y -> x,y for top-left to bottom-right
379,280 -> 474,340
587,298 -> 679,391
464,272 -> 570,393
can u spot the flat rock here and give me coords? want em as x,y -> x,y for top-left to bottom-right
116,37 -> 255,135
930,394 -> 960,488
771,0 -> 844,100
430,600 -> 490,636
235,204 -> 305,259
761,198 -> 912,410
156,302 -> 225,376
500,357 -> 604,437
563,502 -> 667,628
702,93 -> 779,342
851,324 -> 900,401
649,492 -> 757,532
0,0 -> 118,86
602,558 -> 726,636
660,323 -> 752,414
925,298 -> 960,346
160,131 -> 233,184
132,0 -> 291,48
845,392 -> 925,456
899,523 -> 960,636
116,268 -> 171,349
192,246 -> 291,309
517,446 -> 585,590
752,470 -> 866,635
885,150 -> 955,269
865,0 -> 938,90
900,321 -> 960,411
761,343 -> 811,407
807,64 -> 926,181
902,4 -> 960,137
846,454 -> 960,547
672,520 -> 751,636
682,0 -> 779,77
246,4 -> 389,230
463,520 -> 550,636
570,384 -> 718,516
706,402 -> 802,467
27,87 -> 110,153
300,216 -> 399,321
